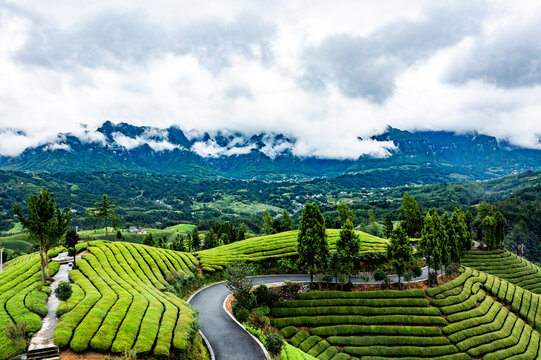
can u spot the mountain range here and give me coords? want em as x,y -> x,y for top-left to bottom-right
1,121 -> 541,183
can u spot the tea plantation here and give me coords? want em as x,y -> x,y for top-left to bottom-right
272,265 -> 541,360
195,230 -> 388,272
53,241 -> 199,357
0,249 -> 62,360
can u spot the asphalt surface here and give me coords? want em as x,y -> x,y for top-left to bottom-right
188,269 -> 434,360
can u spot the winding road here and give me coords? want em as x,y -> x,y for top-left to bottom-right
188,268 -> 433,360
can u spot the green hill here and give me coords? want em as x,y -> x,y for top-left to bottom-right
195,230 -> 388,272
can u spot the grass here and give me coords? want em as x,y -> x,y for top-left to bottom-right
195,229 -> 388,272
53,241 -> 200,356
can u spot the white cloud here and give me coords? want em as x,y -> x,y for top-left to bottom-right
1,0 -> 541,159
112,132 -> 181,151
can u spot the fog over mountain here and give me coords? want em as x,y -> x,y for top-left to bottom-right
1,1 -> 541,159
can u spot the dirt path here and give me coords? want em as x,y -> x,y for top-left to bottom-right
28,264 -> 70,350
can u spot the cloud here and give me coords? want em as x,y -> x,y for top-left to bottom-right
300,1 -> 487,102
1,1 -> 541,160
13,10 -> 275,73
112,131 -> 181,151
446,15 -> 541,88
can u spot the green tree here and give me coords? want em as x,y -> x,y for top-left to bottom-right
191,228 -> 200,251
328,251 -> 344,285
281,210 -> 296,231
482,216 -> 497,250
64,228 -> 80,269
204,230 -> 218,249
494,211 -> 506,248
116,230 -> 122,241
387,226 -> 414,287
297,202 -> 329,286
263,210 -> 275,235
55,281 -> 73,311
336,219 -> 361,282
465,210 -> 473,241
234,223 -> 245,241
143,233 -> 154,247
265,333 -> 284,359
440,213 -> 452,270
418,211 -> 442,284
171,234 -> 185,252
383,214 -> 394,238
157,236 -> 167,249
225,261 -> 255,309
451,208 -> 469,262
86,195 -> 118,241
14,188 -> 71,282
337,201 -> 355,228
399,193 -> 424,237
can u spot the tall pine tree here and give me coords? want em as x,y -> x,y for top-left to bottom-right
387,226 -> 414,287
297,202 -> 329,286
383,214 -> 394,239
337,219 -> 361,282
399,193 -> 424,237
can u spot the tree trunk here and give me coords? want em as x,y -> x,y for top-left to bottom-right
105,219 -> 108,241
39,248 -> 46,283
427,264 -> 431,286
310,271 -> 313,288
46,253 -> 50,277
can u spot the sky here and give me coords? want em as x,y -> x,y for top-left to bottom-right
1,0 -> 541,159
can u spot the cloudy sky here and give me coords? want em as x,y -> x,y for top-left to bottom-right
1,0 -> 541,158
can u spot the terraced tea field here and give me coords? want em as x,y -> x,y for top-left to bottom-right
0,249 -> 62,360
53,241 -> 200,357
272,265 -> 541,360
195,230 -> 388,272
462,249 -> 541,294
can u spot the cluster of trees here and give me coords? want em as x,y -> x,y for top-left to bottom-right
202,222 -> 246,249
262,210 -> 296,235
143,227 -> 201,252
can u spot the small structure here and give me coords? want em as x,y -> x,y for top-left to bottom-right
128,226 -> 147,234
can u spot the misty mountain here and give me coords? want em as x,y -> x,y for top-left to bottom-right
1,121 -> 541,183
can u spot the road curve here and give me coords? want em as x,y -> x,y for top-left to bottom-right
188,269 -> 433,360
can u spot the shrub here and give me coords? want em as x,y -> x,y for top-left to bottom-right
254,284 -> 272,306
446,263 -> 460,276
255,306 -> 270,315
165,270 -> 179,284
373,269 -> 386,281
6,321 -> 27,349
247,310 -> 269,330
411,265 -> 423,278
428,271 -> 438,285
280,326 -> 298,338
236,308 -> 250,323
359,273 -> 370,282
264,332 -> 284,358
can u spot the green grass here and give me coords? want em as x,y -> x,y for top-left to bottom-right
53,241 -> 199,356
195,229 -> 388,272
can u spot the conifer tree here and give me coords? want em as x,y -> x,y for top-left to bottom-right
143,233 -> 154,247
451,208 -> 469,262
399,193 -> 424,237
263,210 -> 275,235
494,211 -> 506,248
337,219 -> 361,282
281,210 -> 296,231
440,212 -> 452,270
387,226 -> 414,287
482,216 -> 497,250
191,227 -> 200,251
86,194 -> 118,241
383,214 -> 394,238
337,202 -> 355,228
297,202 -> 329,286
418,211 -> 442,285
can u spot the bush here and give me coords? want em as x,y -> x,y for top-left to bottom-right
254,284 -> 272,306
428,271 -> 438,285
264,332 -> 284,358
411,265 -> 423,278
359,273 -> 370,282
446,263 -> 460,276
255,306 -> 270,315
247,310 -> 269,330
280,326 -> 298,338
6,321 -> 27,349
165,270 -> 179,284
236,308 -> 250,323
373,269 -> 386,281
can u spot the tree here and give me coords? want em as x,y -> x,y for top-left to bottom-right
337,202 -> 355,228
482,216 -> 497,250
237,223 -> 247,240
336,219 -> 361,282
265,333 -> 284,359
418,211 -> 442,285
143,233 -> 154,247
225,261 -> 255,310
263,210 -> 275,235
281,210 -> 296,231
387,226 -> 414,287
328,251 -> 344,285
494,211 -> 506,248
116,230 -> 122,241
170,234 -> 185,252
297,202 -> 329,286
64,229 -> 80,269
440,213 -> 452,270
55,281 -> 73,311
505,220 -> 537,258
86,195 -> 117,241
14,188 -> 71,282
204,230 -> 218,249
191,228 -> 200,251
383,214 -> 394,238
451,208 -> 469,263
157,236 -> 167,249
465,210 -> 473,241
399,193 -> 424,237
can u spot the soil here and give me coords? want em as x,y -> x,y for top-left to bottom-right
60,350 -> 117,360
225,293 -> 234,315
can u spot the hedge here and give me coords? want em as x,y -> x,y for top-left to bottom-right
281,326 -> 298,338
343,345 -> 459,357
298,289 -> 425,299
307,340 -> 330,357
274,298 -> 429,308
290,330 -> 310,347
317,346 -> 339,360
299,336 -> 322,353
274,314 -> 447,329
449,307 -> 508,343
327,336 -> 450,347
272,306 -> 440,317
311,325 -> 442,337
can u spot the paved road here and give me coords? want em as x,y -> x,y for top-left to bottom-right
29,264 -> 70,350
188,269 -> 434,360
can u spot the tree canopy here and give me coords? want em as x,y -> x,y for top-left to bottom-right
297,201 -> 329,285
